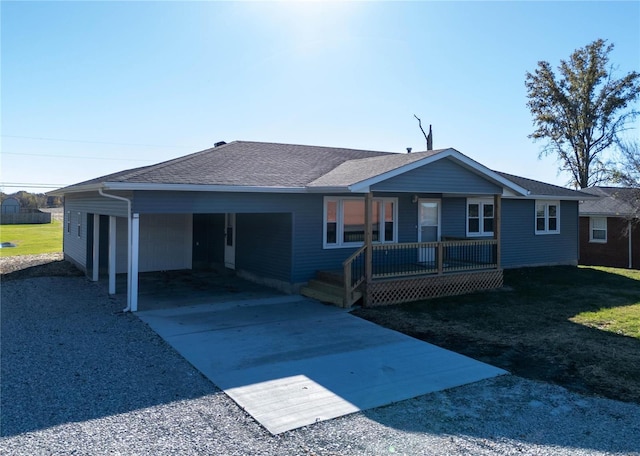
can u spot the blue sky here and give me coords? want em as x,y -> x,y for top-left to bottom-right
2,1 -> 639,194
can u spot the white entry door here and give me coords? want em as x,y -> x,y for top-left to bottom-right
224,213 -> 236,269
418,199 -> 440,263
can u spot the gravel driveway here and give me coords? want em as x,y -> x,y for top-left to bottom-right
2,275 -> 640,455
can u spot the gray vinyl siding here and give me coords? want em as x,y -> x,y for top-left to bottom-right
236,213 -> 292,282
131,191 -> 307,214
290,194 -> 348,283
62,202 -> 89,271
138,214 -> 193,272
396,194 -> 418,242
64,192 -> 130,217
501,199 -> 578,268
441,197 -> 467,238
372,158 -> 502,194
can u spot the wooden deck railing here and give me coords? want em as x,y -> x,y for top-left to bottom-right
342,245 -> 366,307
342,239 -> 499,305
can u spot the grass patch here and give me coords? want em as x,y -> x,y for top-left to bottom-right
571,304 -> 640,338
353,265 -> 640,403
569,267 -> 640,338
0,221 -> 63,257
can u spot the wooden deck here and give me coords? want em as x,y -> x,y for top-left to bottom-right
305,261 -> 502,308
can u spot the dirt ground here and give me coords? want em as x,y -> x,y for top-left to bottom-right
0,253 -> 82,280
354,267 -> 640,404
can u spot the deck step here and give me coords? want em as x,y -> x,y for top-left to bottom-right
314,270 -> 345,286
300,286 -> 344,307
300,278 -> 362,308
306,279 -> 344,296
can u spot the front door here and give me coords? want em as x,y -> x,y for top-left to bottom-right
418,199 -> 440,263
224,213 -> 236,269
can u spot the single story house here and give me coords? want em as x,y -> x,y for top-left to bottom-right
50,140 -> 590,311
579,187 -> 639,269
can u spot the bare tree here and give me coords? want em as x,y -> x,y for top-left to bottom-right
414,114 -> 433,150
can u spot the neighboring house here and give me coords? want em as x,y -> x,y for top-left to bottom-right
50,140 -> 590,311
579,187 -> 639,269
1,197 -> 21,214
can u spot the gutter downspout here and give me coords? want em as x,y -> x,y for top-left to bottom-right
99,188 -> 133,312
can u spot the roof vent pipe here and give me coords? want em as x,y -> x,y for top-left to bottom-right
214,141 -> 227,147
406,147 -> 412,153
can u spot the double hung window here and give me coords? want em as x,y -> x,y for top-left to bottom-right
324,197 -> 397,248
466,198 -> 494,236
535,201 -> 560,234
589,217 -> 607,243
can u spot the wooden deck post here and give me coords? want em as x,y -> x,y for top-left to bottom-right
364,192 -> 373,306
494,194 -> 501,269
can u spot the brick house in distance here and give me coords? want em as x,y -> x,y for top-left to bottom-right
579,187 -> 639,269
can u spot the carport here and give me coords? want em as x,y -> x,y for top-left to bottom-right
138,295 -> 507,434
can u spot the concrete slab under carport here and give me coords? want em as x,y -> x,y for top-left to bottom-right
138,295 -> 507,434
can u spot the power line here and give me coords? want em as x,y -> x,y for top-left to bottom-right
1,151 -> 154,162
1,134 -> 196,149
0,182 -> 68,189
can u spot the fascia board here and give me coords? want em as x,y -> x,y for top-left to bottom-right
305,186 -> 352,193
104,182 -> 307,193
524,194 -> 599,201
47,184 -> 103,196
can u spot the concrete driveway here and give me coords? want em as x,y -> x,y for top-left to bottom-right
137,295 -> 506,434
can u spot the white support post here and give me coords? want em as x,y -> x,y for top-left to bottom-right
364,192 -> 373,306
108,216 -> 116,295
629,220 -> 633,269
130,213 -> 140,312
92,214 -> 100,282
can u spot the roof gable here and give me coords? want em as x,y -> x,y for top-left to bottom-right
308,148 -> 530,195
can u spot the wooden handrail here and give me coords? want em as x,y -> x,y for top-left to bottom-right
342,245 -> 367,308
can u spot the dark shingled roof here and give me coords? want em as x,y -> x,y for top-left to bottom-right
64,141 -> 390,189
495,171 -> 593,199
579,187 -> 639,217
307,149 -> 445,188
54,140 -> 590,200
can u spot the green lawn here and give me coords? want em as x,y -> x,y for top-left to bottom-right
0,221 -> 63,257
571,267 -> 640,338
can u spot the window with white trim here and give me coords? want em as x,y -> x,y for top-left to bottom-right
589,217 -> 607,243
535,201 -> 560,234
324,197 -> 397,248
466,198 -> 494,237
